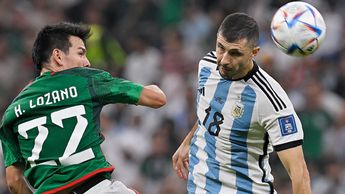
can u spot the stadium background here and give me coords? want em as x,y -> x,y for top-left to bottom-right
0,0 -> 344,193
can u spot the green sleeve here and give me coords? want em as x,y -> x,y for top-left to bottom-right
91,71 -> 144,105
0,125 -> 23,167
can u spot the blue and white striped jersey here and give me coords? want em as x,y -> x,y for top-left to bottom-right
188,51 -> 303,194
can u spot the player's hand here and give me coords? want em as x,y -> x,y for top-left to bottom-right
172,143 -> 190,180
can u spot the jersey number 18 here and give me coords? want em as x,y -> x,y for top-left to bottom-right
202,106 -> 224,136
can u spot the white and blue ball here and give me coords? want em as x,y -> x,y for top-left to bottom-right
271,1 -> 326,57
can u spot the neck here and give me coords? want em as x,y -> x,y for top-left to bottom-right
40,64 -> 63,75
40,67 -> 50,75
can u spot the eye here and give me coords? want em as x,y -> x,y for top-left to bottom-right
217,43 -> 225,51
78,51 -> 86,56
228,50 -> 243,57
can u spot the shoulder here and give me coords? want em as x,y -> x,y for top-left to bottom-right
58,67 -> 108,77
199,51 -> 217,68
249,65 -> 291,112
197,51 -> 218,78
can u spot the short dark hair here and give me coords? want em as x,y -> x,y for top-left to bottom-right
218,13 -> 259,47
32,22 -> 91,70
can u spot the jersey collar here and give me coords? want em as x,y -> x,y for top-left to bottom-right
242,60 -> 259,82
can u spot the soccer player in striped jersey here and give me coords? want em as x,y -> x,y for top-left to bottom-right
0,22 -> 166,194
172,13 -> 311,194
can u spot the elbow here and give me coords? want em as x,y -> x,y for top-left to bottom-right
140,85 -> 167,108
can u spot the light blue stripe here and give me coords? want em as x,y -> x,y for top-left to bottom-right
188,125 -> 200,194
204,79 -> 231,194
230,85 -> 256,194
188,67 -> 212,194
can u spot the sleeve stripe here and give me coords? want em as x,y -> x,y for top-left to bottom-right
251,75 -> 280,112
202,57 -> 217,64
257,70 -> 287,109
210,51 -> 216,57
254,73 -> 283,110
206,53 -> 216,59
274,139 -> 303,151
251,72 -> 287,112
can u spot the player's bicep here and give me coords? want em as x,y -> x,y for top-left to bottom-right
92,72 -> 144,105
277,145 -> 307,177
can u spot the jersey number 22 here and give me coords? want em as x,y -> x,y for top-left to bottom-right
18,105 -> 95,167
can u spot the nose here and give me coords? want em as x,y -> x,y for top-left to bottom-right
84,59 -> 91,67
220,53 -> 231,65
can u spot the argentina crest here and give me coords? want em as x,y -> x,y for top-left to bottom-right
232,101 -> 244,118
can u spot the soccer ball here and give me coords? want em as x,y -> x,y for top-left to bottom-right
270,1 -> 326,57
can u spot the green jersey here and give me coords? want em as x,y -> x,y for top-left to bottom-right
0,67 -> 143,193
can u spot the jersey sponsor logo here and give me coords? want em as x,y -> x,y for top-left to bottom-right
278,115 -> 297,136
215,96 -> 225,104
232,101 -> 244,118
198,87 -> 205,96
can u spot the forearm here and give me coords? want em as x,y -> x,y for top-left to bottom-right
290,164 -> 312,194
137,85 -> 166,108
182,121 -> 198,145
277,146 -> 312,194
6,165 -> 32,194
8,180 -> 32,194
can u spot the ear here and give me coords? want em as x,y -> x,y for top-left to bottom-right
252,46 -> 260,57
52,49 -> 64,66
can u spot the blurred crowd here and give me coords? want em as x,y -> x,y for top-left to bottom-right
1,0 -> 345,193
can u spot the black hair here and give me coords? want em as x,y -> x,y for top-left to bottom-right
32,22 -> 91,70
218,13 -> 259,47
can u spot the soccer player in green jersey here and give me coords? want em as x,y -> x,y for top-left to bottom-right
0,22 -> 166,194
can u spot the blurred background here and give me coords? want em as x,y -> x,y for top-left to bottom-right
0,0 -> 345,193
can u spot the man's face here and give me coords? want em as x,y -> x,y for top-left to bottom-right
216,34 -> 259,80
59,36 -> 90,70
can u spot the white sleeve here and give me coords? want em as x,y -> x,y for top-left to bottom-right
258,78 -> 303,152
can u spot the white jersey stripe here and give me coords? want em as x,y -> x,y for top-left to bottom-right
190,52 -> 303,194
188,125 -> 207,194
229,85 -> 256,193
189,66 -> 213,193
203,79 -> 232,193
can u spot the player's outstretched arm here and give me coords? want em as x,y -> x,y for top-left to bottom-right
137,85 -> 166,108
6,163 -> 32,194
172,121 -> 198,180
277,145 -> 312,194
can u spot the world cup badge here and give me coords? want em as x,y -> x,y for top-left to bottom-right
232,101 -> 244,118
